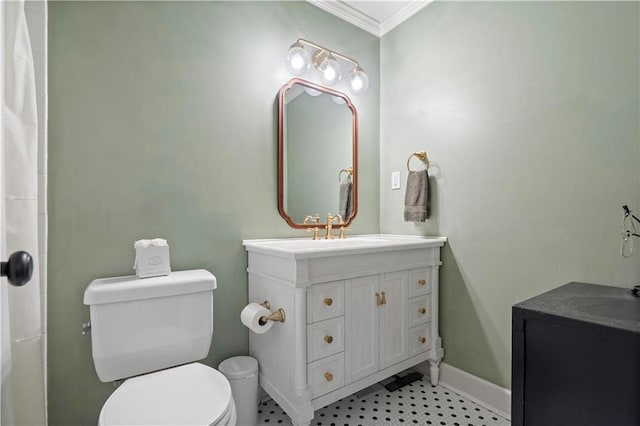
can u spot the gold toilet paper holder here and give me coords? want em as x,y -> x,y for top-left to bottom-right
258,301 -> 286,325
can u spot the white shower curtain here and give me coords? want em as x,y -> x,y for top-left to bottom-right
1,0 -> 46,424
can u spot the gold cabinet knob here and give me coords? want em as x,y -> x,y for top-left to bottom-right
324,297 -> 333,306
418,308 -> 426,315
418,279 -> 426,286
324,372 -> 334,382
375,292 -> 381,306
418,336 -> 426,344
324,335 -> 333,344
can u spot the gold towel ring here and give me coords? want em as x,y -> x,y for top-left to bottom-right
338,167 -> 353,183
407,151 -> 429,172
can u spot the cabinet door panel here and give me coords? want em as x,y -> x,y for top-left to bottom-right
379,271 -> 408,369
346,275 -> 379,383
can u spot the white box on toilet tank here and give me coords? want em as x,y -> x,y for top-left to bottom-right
134,238 -> 171,278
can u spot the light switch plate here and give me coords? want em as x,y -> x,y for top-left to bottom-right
391,171 -> 401,190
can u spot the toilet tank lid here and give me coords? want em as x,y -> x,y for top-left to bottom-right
84,269 -> 216,305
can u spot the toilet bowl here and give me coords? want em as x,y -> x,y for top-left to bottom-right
84,270 -> 236,425
98,363 -> 235,426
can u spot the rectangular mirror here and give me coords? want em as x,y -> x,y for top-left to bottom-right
277,78 -> 358,229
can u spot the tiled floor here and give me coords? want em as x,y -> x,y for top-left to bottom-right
257,375 -> 510,426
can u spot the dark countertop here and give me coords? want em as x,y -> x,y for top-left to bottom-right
514,282 -> 640,335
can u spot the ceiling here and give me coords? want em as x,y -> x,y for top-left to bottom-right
307,0 -> 433,37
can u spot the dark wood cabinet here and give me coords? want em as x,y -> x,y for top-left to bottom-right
512,282 -> 640,426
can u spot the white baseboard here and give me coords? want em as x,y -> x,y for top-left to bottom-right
415,362 -> 511,420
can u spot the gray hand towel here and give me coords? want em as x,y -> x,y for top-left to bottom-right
339,181 -> 353,219
404,170 -> 430,222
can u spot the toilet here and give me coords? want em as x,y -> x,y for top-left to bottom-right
84,269 -> 236,425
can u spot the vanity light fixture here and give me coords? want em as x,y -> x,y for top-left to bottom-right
285,38 -> 370,95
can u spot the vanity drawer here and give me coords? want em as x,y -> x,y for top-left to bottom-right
408,323 -> 431,358
408,268 -> 431,298
308,353 -> 345,399
307,280 -> 344,323
408,294 -> 431,328
307,317 -> 344,362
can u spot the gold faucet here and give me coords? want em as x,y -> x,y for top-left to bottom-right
335,214 -> 350,239
304,214 -> 321,240
338,222 -> 350,239
325,213 -> 343,239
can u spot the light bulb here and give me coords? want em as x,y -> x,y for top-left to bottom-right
318,54 -> 341,86
348,67 -> 369,95
286,42 -> 310,76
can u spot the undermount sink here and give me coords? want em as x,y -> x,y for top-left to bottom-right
243,235 -> 447,257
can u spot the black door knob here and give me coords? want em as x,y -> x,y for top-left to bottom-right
1,251 -> 33,287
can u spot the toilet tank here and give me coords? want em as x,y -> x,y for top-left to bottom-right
84,269 -> 216,382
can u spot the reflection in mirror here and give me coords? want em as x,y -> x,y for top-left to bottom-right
278,78 -> 357,229
285,88 -> 351,221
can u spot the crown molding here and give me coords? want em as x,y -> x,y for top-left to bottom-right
306,0 -> 434,38
379,0 -> 434,36
307,0 -> 381,37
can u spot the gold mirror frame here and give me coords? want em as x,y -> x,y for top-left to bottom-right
277,78 -> 358,229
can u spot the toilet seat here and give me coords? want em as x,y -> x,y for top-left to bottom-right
98,363 -> 235,426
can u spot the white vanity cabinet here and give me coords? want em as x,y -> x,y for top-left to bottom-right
243,235 -> 446,426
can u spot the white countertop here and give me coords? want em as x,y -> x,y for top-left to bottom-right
243,234 -> 447,259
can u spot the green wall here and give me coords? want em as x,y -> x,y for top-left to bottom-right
48,0 -> 640,422
380,1 -> 640,388
47,2 -> 379,424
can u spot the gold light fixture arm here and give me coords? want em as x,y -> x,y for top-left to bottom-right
296,38 -> 360,69
285,38 -> 370,94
